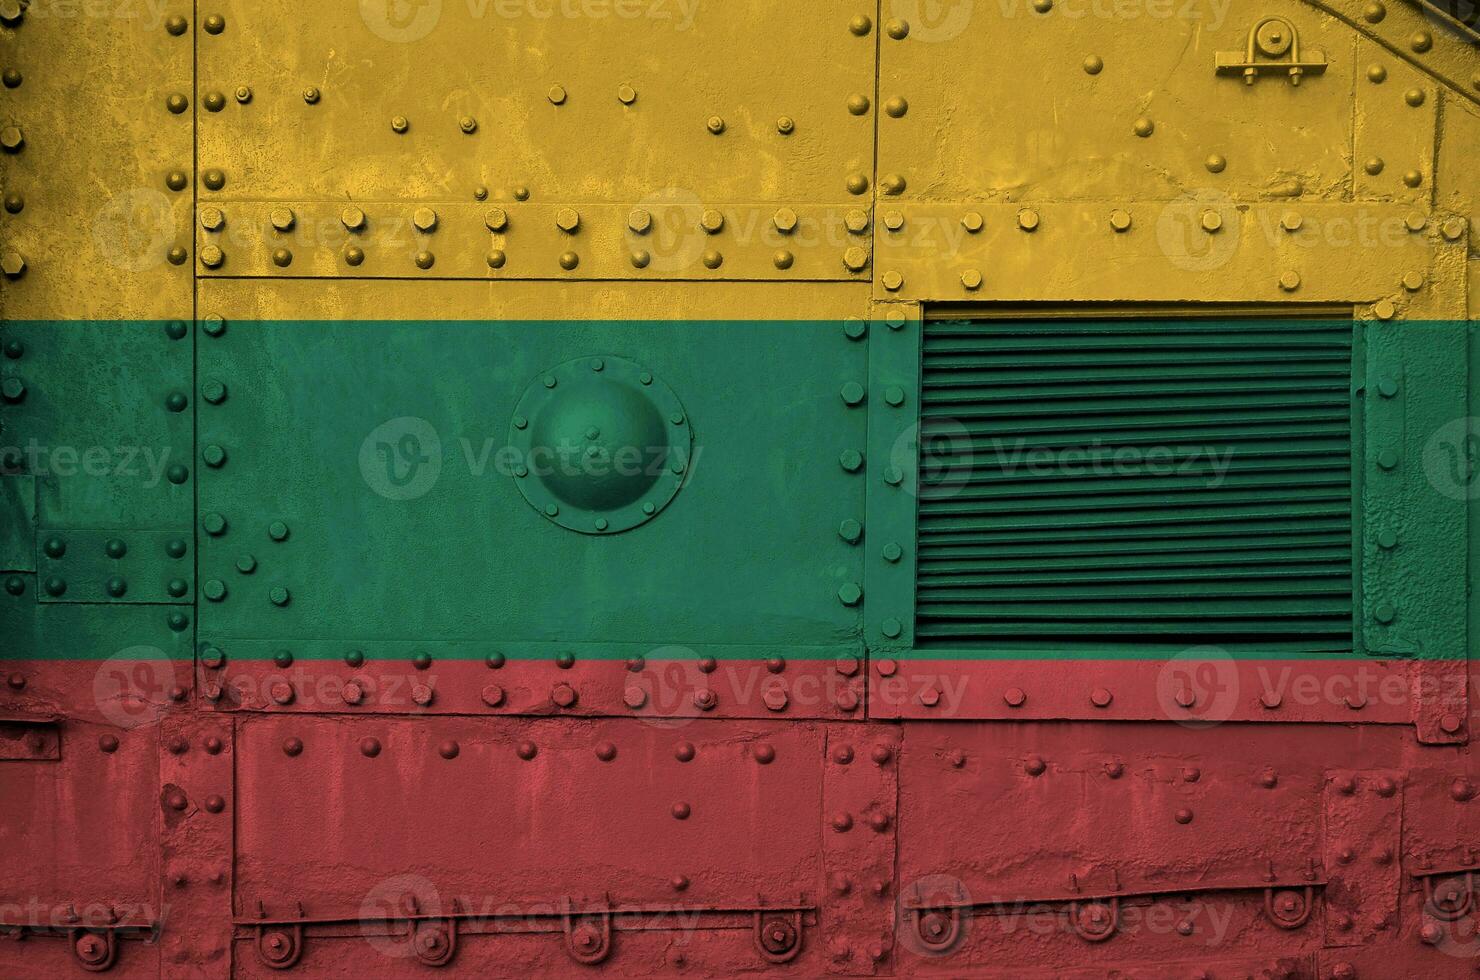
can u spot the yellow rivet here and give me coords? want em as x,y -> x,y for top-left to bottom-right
961,269 -> 983,291
1281,211 -> 1302,232
961,211 -> 983,233
617,84 -> 636,105
882,271 -> 904,291
548,85 -> 567,105
556,208 -> 580,233
413,207 -> 437,233
1109,209 -> 1131,232
1402,272 -> 1424,292
628,209 -> 651,234
1133,117 -> 1154,138
271,207 -> 295,232
484,208 -> 508,233
773,208 -> 798,234
1279,271 -> 1301,292
883,211 -> 905,232
843,247 -> 869,272
1200,210 -> 1222,233
700,209 -> 724,234
1018,209 -> 1040,232
341,206 -> 366,231
1374,299 -> 1396,320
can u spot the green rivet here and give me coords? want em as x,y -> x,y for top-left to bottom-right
1374,602 -> 1396,624
839,449 -> 864,473
269,521 -> 290,542
269,587 -> 290,607
839,519 -> 863,543
1378,377 -> 1399,398
105,538 -> 127,559
203,513 -> 227,535
885,386 -> 906,407
883,542 -> 903,563
1377,450 -> 1399,471
1376,531 -> 1397,550
204,580 -> 227,602
203,445 -> 227,468
237,554 -> 257,574
273,649 -> 293,668
642,502 -> 656,515
841,382 -> 866,406
844,319 -> 867,340
882,618 -> 902,639
884,466 -> 904,486
838,582 -> 863,606
545,504 -> 560,517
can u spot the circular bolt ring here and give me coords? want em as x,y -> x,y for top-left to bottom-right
753,911 -> 803,964
1263,886 -> 1313,930
70,929 -> 119,972
509,355 -> 690,535
1423,872 -> 1475,921
254,924 -> 303,970
912,907 -> 963,953
561,908 -> 612,965
1069,898 -> 1119,942
411,920 -> 458,967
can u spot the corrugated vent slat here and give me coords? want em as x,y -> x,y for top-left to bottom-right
915,317 -> 1354,651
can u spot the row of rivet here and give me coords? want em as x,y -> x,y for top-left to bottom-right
197,204 -> 870,274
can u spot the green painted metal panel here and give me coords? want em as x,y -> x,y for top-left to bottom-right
196,319 -> 865,656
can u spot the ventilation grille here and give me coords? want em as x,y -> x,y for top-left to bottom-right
915,317 -> 1354,652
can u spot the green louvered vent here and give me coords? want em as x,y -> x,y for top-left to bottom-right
915,317 -> 1354,652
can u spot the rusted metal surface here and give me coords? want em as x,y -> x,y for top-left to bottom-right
2,0 -> 1480,977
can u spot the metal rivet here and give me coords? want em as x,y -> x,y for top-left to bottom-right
706,115 -> 725,134
882,271 -> 904,291
1279,271 -> 1301,292
203,13 -> 225,33
847,94 -> 870,115
775,115 -> 795,135
415,250 -> 435,270
1205,153 -> 1227,173
1018,209 -> 1039,231
1201,210 -> 1222,233
303,87 -> 320,105
700,209 -> 724,233
772,249 -> 794,270
548,84 -> 567,105
1374,299 -> 1396,321
1109,209 -> 1132,232
166,93 -> 189,114
846,174 -> 869,195
961,269 -> 982,291
458,115 -> 477,134
838,582 -> 863,606
702,249 -> 722,269
1364,157 -> 1384,176
1281,211 -> 1302,232
1404,88 -> 1425,107
1133,117 -> 1154,137
559,251 -> 579,271
849,14 -> 872,35
1402,170 -> 1422,188
882,542 -> 903,563
556,207 -> 580,233
235,86 -> 252,105
414,207 -> 438,233
884,96 -> 908,117
885,18 -> 909,39
204,91 -> 225,112
1083,55 -> 1104,74
1411,31 -> 1432,53
843,247 -> 870,272
390,115 -> 410,133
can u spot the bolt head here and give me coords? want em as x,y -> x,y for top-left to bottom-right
0,250 -> 25,277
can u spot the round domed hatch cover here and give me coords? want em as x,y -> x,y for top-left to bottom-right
509,356 -> 691,534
